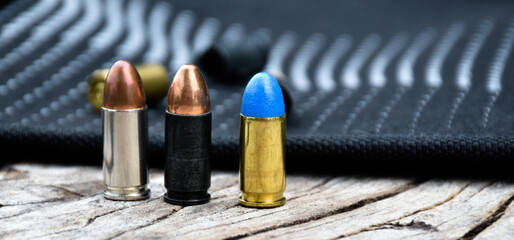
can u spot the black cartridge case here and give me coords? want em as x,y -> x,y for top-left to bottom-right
164,112 -> 211,205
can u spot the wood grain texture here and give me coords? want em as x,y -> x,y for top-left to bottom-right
474,196 -> 514,240
1,164 -> 513,239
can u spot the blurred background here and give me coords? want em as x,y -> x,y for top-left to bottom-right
0,0 -> 513,171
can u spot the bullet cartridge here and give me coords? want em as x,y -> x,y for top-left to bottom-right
239,72 -> 286,208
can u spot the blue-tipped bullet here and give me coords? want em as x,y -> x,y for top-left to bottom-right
241,73 -> 285,118
239,72 -> 286,208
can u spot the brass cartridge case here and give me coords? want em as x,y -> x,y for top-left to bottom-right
239,114 -> 286,208
88,64 -> 168,111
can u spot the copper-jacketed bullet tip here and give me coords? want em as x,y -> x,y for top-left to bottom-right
103,60 -> 146,109
167,64 -> 210,115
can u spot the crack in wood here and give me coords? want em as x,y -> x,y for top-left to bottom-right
0,198 -> 66,207
48,185 -> 85,197
337,220 -> 439,239
396,182 -> 471,227
1,193 -> 104,221
338,181 -> 471,239
86,209 -> 119,226
460,183 -> 494,205
386,220 -> 438,231
0,166 -> 28,181
44,177 -> 240,238
458,192 -> 514,240
177,202 -> 244,236
363,220 -> 439,233
430,183 -> 494,230
33,198 -> 160,238
223,182 -> 420,240
0,198 -> 76,220
181,178 -> 362,237
153,185 -> 242,235
0,189 -> 99,216
108,208 -> 181,240
8,165 -> 513,239
2,184 -> 87,208
288,177 -> 335,201
33,209 -> 121,239
0,211 -> 28,220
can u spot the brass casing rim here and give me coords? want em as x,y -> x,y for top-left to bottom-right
239,195 -> 286,208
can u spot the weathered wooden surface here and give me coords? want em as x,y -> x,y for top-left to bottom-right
1,164 -> 514,239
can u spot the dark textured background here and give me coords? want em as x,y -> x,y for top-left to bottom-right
0,0 -> 513,176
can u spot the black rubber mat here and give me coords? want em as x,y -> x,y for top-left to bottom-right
1,0 -> 513,172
